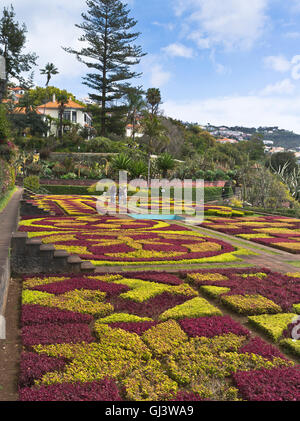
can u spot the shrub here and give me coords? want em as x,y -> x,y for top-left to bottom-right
221,294 -> 282,315
248,313 -> 296,342
280,338 -> 300,357
142,320 -> 188,356
21,323 -> 95,346
20,379 -> 122,401
0,158 -> 15,199
122,360 -> 178,401
23,175 -> 40,192
158,297 -> 222,321
178,315 -> 250,339
232,367 -> 300,401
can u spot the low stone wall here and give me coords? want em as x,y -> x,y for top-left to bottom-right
0,188 -> 22,317
50,152 -> 117,164
0,256 -> 10,316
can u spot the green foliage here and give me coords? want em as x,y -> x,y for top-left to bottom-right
110,153 -> 132,172
204,187 -> 223,202
280,338 -> 300,357
142,320 -> 188,357
129,159 -> 148,179
159,297 -> 222,321
0,104 -> 11,139
146,88 -> 162,116
293,303 -> 300,314
248,313 -> 296,342
156,153 -> 176,178
97,313 -> 152,324
0,158 -> 15,199
22,288 -> 113,316
40,63 -> 59,87
34,325 -> 152,385
267,151 -> 298,174
166,333 -> 291,400
221,294 -> 282,315
122,360 -> 178,401
64,0 -> 146,136
200,285 -> 231,298
27,86 -> 78,107
23,175 -> 40,192
0,5 -> 37,85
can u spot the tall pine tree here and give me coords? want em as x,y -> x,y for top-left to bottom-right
64,0 -> 146,136
0,5 -> 37,100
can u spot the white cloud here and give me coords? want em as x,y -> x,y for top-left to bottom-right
150,64 -> 172,87
260,79 -> 295,96
163,94 -> 300,133
173,0 -> 269,51
264,55 -> 292,73
152,21 -> 175,31
285,32 -> 300,39
264,55 -> 300,81
162,43 -> 194,58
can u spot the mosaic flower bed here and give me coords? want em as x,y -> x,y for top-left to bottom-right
18,215 -> 244,266
26,195 -> 252,218
201,215 -> 300,254
182,268 -> 300,359
19,271 -> 299,401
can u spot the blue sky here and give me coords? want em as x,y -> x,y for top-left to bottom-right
4,0 -> 300,132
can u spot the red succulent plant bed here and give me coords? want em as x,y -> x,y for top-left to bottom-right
18,270 -> 300,401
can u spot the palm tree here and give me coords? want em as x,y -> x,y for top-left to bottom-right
40,63 -> 59,87
141,112 -> 170,185
157,153 -> 176,179
124,86 -> 145,142
146,88 -> 162,116
56,92 -> 68,140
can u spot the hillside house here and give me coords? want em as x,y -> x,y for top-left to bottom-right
37,94 -> 93,137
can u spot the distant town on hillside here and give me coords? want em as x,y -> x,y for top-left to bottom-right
199,124 -> 300,152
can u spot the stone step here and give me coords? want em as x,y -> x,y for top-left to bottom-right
11,232 -> 95,275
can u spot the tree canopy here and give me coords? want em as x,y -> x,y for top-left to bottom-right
64,0 -> 146,136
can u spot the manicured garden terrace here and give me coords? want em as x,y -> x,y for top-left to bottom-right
18,268 -> 300,401
4,193 -> 300,402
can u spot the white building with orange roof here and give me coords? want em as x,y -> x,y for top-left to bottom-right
37,94 -> 92,136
